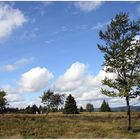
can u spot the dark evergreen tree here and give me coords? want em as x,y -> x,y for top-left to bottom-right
86,103 -> 94,112
98,12 -> 140,131
25,104 -> 40,114
100,100 -> 111,112
5,107 -> 19,113
25,105 -> 32,114
63,94 -> 79,114
79,106 -> 84,112
0,90 -> 7,114
31,104 -> 40,114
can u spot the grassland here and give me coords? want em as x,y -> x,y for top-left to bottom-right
0,112 -> 140,138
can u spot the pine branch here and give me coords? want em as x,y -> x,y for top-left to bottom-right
101,88 -> 118,97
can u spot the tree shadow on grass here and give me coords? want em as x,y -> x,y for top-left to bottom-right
133,127 -> 140,133
117,126 -> 140,134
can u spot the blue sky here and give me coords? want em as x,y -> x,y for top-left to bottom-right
0,1 -> 140,108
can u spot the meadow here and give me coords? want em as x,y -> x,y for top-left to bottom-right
0,112 -> 140,138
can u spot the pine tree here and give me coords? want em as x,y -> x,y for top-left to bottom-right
25,105 -> 32,114
79,106 -> 84,112
100,100 -> 111,112
31,104 -> 40,114
98,12 -> 140,131
63,94 -> 79,114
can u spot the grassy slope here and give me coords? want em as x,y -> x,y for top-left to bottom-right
0,112 -> 140,138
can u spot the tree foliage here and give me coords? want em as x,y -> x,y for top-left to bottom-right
86,103 -> 94,112
63,94 -> 79,114
0,90 -> 7,113
25,104 -> 40,114
100,100 -> 111,112
31,104 -> 40,114
39,105 -> 47,114
79,106 -> 84,112
98,12 -> 140,130
98,12 -> 140,98
5,107 -> 19,113
41,89 -> 65,114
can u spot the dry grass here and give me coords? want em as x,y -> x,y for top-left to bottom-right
0,112 -> 140,138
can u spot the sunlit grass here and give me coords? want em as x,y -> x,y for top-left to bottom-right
0,112 -> 140,138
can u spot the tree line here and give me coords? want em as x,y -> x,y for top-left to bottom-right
0,90 -> 111,114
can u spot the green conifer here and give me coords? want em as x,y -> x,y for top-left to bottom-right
63,94 -> 79,114
100,100 -> 111,112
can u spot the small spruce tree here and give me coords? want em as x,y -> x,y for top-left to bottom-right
25,105 -> 32,114
79,106 -> 84,112
100,100 -> 111,112
63,94 -> 79,114
31,104 -> 40,114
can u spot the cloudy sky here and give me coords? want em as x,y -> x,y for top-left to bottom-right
0,1 -> 140,108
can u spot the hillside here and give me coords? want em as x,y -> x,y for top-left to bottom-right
94,106 -> 140,112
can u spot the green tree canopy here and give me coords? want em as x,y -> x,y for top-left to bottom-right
79,106 -> 84,112
63,94 -> 79,114
25,105 -> 32,114
41,89 -> 65,114
31,104 -> 40,114
98,12 -> 140,131
100,100 -> 111,112
86,103 -> 94,112
0,90 -> 7,113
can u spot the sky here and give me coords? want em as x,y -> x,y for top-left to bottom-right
0,1 -> 140,108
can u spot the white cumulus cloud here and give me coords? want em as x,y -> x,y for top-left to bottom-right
6,94 -> 23,103
0,2 -> 26,39
53,62 -> 87,91
0,57 -> 34,72
1,84 -> 23,104
53,62 -> 117,108
18,67 -> 53,93
74,1 -> 104,12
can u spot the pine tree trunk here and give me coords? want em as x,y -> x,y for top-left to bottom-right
126,96 -> 132,131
